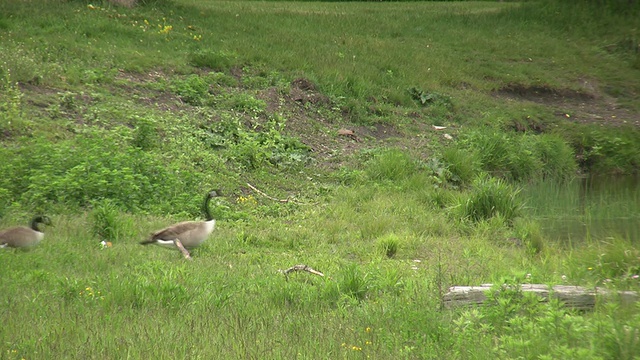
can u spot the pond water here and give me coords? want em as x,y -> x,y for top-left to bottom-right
522,175 -> 640,244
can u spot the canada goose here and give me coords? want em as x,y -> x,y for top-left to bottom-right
0,215 -> 52,249
140,190 -> 220,256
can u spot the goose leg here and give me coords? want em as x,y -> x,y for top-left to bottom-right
173,239 -> 192,260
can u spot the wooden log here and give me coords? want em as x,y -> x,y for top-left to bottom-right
443,284 -> 639,310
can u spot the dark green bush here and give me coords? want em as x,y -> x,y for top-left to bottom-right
560,124 -> 640,174
0,133 -> 215,215
131,115 -> 158,150
171,74 -> 210,106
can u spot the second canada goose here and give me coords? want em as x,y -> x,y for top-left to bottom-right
140,190 -> 220,254
0,215 -> 52,249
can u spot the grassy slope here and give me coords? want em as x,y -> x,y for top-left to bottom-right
1,1 -> 640,359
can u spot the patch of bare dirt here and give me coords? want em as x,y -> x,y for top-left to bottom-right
253,78 -> 418,169
289,77 -> 331,106
494,82 -> 640,128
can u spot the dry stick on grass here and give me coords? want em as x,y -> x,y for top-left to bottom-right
280,264 -> 325,280
246,183 -> 316,205
173,239 -> 193,260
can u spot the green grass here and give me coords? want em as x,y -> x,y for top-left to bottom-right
1,0 -> 640,358
2,187 -> 640,358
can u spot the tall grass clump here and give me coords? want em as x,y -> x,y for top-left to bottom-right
456,129 -> 578,182
364,148 -> 418,182
339,263 -> 370,301
440,147 -> 480,186
532,133 -> 578,182
376,233 -> 400,258
90,198 -> 133,243
459,174 -> 522,223
457,129 -> 539,181
511,218 -> 544,254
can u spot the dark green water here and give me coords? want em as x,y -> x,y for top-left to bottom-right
523,175 -> 640,244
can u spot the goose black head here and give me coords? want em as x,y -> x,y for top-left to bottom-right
31,215 -> 52,230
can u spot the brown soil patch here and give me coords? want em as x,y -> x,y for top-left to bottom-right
494,83 -> 640,128
252,77 -> 421,169
289,77 -> 330,106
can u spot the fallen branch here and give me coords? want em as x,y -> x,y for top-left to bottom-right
173,239 -> 192,261
246,183 -> 315,205
279,264 -> 325,280
247,183 -> 290,203
443,284 -> 639,310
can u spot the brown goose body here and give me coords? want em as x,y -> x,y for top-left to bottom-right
0,216 -> 52,248
140,190 -> 220,251
142,219 -> 216,249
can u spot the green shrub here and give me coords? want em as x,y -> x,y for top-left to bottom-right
564,125 -> 640,174
218,93 -> 267,114
460,174 -> 522,223
171,74 -> 210,106
408,87 -> 454,123
131,115 -> 158,151
0,133 -> 214,215
206,114 -> 310,169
